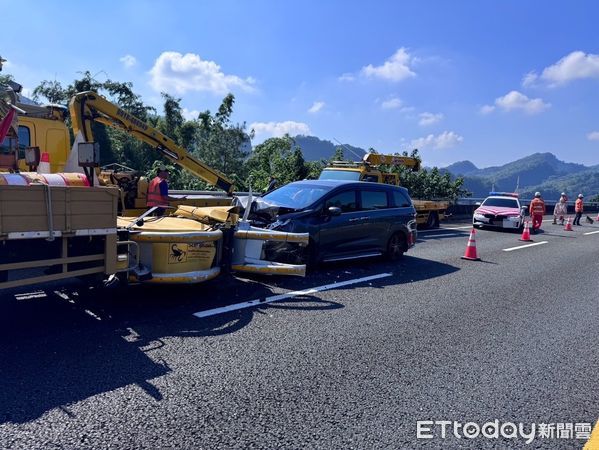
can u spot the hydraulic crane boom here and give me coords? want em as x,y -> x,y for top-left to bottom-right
69,91 -> 234,194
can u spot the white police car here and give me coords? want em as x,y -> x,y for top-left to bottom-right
472,192 -> 525,230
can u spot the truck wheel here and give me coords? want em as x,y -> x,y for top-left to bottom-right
426,212 -> 440,229
385,232 -> 406,261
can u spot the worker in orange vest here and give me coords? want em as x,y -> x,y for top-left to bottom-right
147,166 -> 184,216
529,192 -> 546,233
573,193 -> 584,225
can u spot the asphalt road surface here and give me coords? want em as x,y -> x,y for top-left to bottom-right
1,215 -> 598,449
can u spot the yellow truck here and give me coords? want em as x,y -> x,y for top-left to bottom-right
319,153 -> 449,228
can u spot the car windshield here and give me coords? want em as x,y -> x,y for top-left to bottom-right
482,197 -> 519,208
318,170 -> 361,181
262,184 -> 331,209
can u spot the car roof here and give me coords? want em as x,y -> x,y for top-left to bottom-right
288,179 -> 408,192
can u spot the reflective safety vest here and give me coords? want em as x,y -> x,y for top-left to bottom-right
529,198 -> 545,215
147,176 -> 168,207
575,198 -> 583,213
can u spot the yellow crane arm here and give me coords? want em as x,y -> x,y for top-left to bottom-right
363,153 -> 421,171
69,91 -> 235,194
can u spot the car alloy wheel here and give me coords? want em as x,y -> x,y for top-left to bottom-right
386,233 -> 405,261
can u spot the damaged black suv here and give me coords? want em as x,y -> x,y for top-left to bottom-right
248,180 -> 417,266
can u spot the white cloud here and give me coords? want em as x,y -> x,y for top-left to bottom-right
482,90 -> 550,115
479,105 -> 496,115
182,108 -> 200,121
338,73 -> 355,82
521,71 -> 538,88
149,51 -> 255,95
418,112 -> 444,126
411,131 -> 463,150
250,121 -> 311,142
308,101 -> 325,114
587,131 -> 599,141
120,54 -> 137,68
538,51 -> 599,86
360,48 -> 416,82
381,97 -> 403,109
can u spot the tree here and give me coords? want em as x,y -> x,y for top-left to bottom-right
196,93 -> 250,189
389,149 -> 468,201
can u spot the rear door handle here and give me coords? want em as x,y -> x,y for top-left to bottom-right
349,217 -> 361,222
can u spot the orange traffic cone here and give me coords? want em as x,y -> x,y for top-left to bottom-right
564,217 -> 573,231
519,220 -> 533,241
461,228 -> 481,261
37,152 -> 51,174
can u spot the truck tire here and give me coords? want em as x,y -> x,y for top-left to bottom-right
385,232 -> 406,261
426,212 -> 440,229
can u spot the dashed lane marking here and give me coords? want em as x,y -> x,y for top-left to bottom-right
502,241 -> 548,252
193,272 -> 393,319
584,230 -> 599,235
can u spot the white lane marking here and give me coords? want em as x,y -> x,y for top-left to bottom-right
502,241 -> 548,252
193,273 -> 393,319
584,230 -> 599,235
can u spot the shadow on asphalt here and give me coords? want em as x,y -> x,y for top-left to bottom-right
0,256 -> 458,424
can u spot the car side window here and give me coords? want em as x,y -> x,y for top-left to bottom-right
361,190 -> 389,210
325,190 -> 358,213
393,191 -> 412,207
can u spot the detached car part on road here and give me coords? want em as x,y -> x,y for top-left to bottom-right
244,180 -> 418,267
472,192 -> 527,230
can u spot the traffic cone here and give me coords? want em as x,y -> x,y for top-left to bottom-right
564,217 -> 573,231
461,228 -> 481,261
519,220 -> 533,241
37,152 -> 51,174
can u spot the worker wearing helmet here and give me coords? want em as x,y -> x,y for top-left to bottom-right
573,194 -> 584,226
529,192 -> 545,233
553,192 -> 568,225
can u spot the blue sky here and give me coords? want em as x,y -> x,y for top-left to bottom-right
2,0 -> 599,167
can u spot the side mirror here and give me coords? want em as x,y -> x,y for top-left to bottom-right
24,146 -> 40,167
78,142 -> 100,167
328,206 -> 342,216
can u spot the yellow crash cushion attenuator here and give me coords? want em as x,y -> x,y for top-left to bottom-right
234,230 -> 309,244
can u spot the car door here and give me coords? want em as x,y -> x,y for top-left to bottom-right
317,189 -> 367,259
358,188 -> 392,251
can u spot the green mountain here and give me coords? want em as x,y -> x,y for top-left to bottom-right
292,135 -> 366,161
443,153 -> 596,199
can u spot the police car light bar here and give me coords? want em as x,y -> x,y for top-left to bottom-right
489,192 -> 519,198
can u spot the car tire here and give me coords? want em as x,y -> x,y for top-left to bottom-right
426,212 -> 440,229
385,232 -> 406,261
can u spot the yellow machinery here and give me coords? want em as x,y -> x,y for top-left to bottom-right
320,153 -> 448,228
66,91 -> 308,282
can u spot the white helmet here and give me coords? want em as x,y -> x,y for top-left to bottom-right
578,193 -> 584,198
561,192 -> 566,197
535,192 -> 541,198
